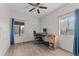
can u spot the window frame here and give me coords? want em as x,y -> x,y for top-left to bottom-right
59,12 -> 75,36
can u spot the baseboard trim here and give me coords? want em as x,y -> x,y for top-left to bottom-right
59,47 -> 73,54
14,40 -> 35,44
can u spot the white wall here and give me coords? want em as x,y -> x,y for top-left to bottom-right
0,4 -> 10,55
10,10 -> 40,43
40,3 -> 79,53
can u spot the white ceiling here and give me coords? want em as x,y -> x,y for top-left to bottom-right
8,3 -> 65,18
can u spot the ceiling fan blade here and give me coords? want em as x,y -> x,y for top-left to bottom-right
37,9 -> 40,14
39,6 -> 47,9
29,8 -> 35,12
28,3 -> 35,6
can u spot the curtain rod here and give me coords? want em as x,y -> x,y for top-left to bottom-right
58,10 -> 75,17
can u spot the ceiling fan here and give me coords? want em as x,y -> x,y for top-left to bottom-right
28,3 -> 47,14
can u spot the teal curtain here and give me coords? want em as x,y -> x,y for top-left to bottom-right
10,18 -> 14,45
73,9 -> 79,56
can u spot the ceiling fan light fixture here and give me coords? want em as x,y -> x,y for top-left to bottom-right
28,3 -> 48,14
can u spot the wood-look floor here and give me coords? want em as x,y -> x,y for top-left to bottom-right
5,41 -> 74,56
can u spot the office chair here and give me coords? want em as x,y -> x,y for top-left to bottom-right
33,31 -> 44,43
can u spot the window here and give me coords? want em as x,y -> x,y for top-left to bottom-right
59,13 -> 75,35
14,21 -> 24,36
21,25 -> 24,34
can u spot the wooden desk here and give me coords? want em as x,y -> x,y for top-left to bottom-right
37,32 -> 48,36
37,32 -> 49,41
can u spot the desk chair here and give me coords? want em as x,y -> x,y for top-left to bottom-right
33,31 -> 44,43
